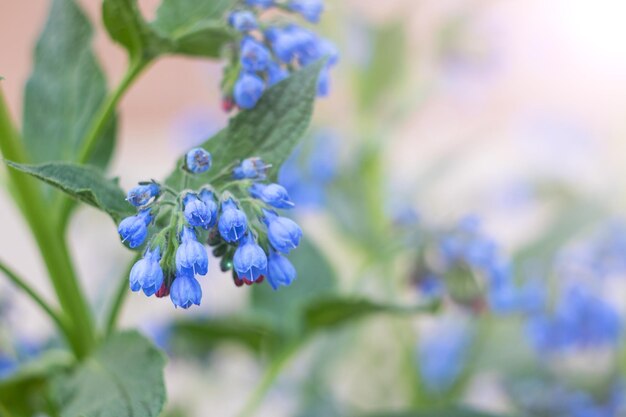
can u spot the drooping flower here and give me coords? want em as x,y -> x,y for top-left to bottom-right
288,0 -> 324,23
198,189 -> 218,228
240,37 -> 271,72
267,251 -> 297,290
170,273 -> 202,309
218,199 -> 248,242
129,247 -> 164,296
175,227 -> 209,276
233,234 -> 268,282
234,72 -> 265,109
228,10 -> 257,32
118,209 -> 152,249
126,183 -> 160,207
263,209 -> 302,253
249,183 -> 294,209
233,157 -> 271,180
183,193 -> 211,229
185,147 -> 212,174
245,0 -> 273,8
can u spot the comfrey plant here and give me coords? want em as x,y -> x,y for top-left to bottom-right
0,0 -> 332,415
222,0 -> 338,110
119,149 -> 302,308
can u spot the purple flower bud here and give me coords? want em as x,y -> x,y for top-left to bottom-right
249,183 -> 294,209
185,148 -> 212,174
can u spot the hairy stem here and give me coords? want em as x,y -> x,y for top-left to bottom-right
0,258 -> 71,339
56,59 -> 151,231
0,86 -> 94,358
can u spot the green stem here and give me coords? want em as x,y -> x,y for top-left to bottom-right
56,59 -> 151,231
0,258 -> 71,340
0,87 -> 94,358
102,253 -> 141,337
236,341 -> 305,417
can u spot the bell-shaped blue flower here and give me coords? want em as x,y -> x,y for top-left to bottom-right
118,209 -> 152,249
288,0 -> 324,23
185,147 -> 212,174
249,183 -> 294,209
267,251 -> 296,290
176,227 -> 208,276
183,193 -> 211,229
233,157 -> 271,180
240,37 -> 270,72
263,209 -> 302,253
246,0 -> 273,8
129,247 -> 164,296
228,10 -> 257,32
233,234 -> 268,282
170,273 -> 202,309
126,183 -> 159,207
199,189 -> 218,227
218,199 -> 248,242
234,72 -> 265,109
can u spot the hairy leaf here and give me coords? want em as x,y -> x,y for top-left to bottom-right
166,60 -> 325,190
23,0 -> 116,170
50,331 -> 166,417
6,161 -> 133,222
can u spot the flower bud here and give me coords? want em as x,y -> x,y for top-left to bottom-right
126,183 -> 159,207
234,72 -> 265,110
199,189 -> 218,228
228,10 -> 257,32
288,0 -> 324,23
263,209 -> 302,254
233,234 -> 268,282
232,157 -> 271,180
118,209 -> 152,249
183,193 -> 211,229
129,247 -> 164,296
267,251 -> 297,290
176,227 -> 209,276
185,148 -> 212,174
218,199 -> 248,243
170,273 -> 202,309
249,183 -> 294,209
240,37 -> 271,72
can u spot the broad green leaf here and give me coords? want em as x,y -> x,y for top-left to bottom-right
251,237 -> 338,334
50,331 -> 166,417
170,317 -> 283,356
23,0 -> 116,170
303,298 -> 438,333
166,60 -> 326,190
6,161 -> 134,223
0,350 -> 73,417
102,0 -> 169,60
152,0 -> 236,57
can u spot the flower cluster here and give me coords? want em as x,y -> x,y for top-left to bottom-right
222,0 -> 339,110
118,148 -> 303,309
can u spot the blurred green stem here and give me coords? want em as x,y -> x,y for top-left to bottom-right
0,86 -> 94,358
102,253 -> 141,337
0,258 -> 71,339
236,340 -> 306,417
56,59 -> 151,231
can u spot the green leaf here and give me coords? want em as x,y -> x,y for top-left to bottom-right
102,0 -> 168,60
50,331 -> 166,417
170,317 -> 283,356
0,350 -> 73,417
251,237 -> 338,334
23,0 -> 116,170
303,298 -> 438,333
6,161 -> 134,222
152,0 -> 236,57
166,60 -> 325,190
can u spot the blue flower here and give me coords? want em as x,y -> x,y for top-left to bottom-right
198,189 -> 218,227
419,321 -> 472,393
175,227 -> 208,276
218,199 -> 248,242
170,273 -> 202,309
240,37 -> 271,72
185,147 -> 212,174
126,183 -> 159,207
129,247 -> 164,296
118,209 -> 152,249
265,27 -> 300,63
267,61 -> 289,86
233,234 -> 267,282
183,193 -> 211,229
249,183 -> 294,209
288,0 -> 324,23
234,72 -> 265,109
267,251 -> 296,290
228,10 -> 257,32
245,0 -> 273,8
317,66 -> 330,96
233,157 -> 271,179
263,209 -> 302,253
